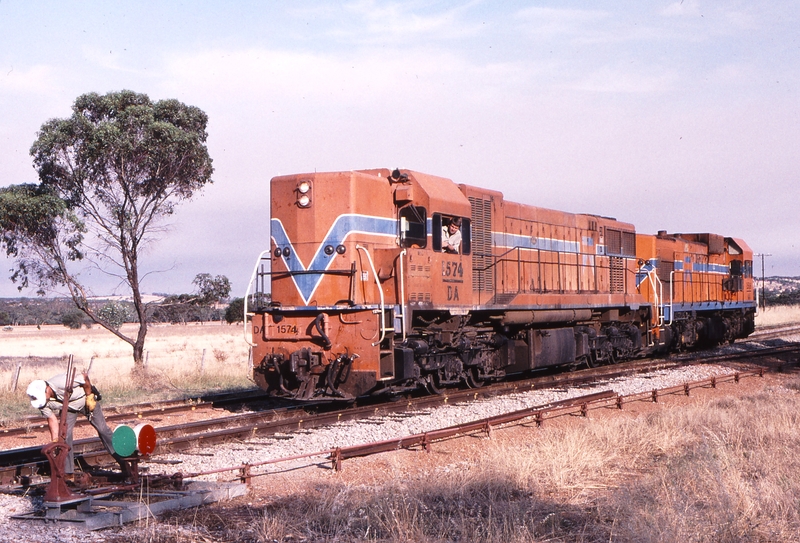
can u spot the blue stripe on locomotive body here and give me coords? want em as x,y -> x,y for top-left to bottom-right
271,214 -> 396,304
491,232 -> 581,254
673,261 -> 730,274
664,300 -> 757,321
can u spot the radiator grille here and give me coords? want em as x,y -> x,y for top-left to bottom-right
606,229 -> 636,257
469,196 -> 493,292
657,260 -> 674,282
610,256 -> 626,293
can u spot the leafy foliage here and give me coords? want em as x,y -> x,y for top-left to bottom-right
98,300 -> 131,330
0,184 -> 84,293
0,90 -> 214,369
224,297 -> 245,324
193,273 -> 231,305
61,310 -> 88,329
0,297 -> 135,327
149,273 -> 231,324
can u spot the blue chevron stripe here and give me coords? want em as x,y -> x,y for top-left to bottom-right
271,215 -> 397,304
636,258 -> 658,288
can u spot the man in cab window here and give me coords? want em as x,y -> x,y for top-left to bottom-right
442,217 -> 462,254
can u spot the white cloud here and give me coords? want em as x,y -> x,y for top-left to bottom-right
661,0 -> 702,18
80,45 -> 153,76
336,0 -> 484,42
569,65 -> 679,94
160,45 -> 516,110
0,64 -> 61,95
514,6 -> 610,40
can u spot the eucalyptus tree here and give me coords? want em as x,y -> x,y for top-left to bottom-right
0,90 -> 214,372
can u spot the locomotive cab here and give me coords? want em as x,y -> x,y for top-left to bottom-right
248,169 -> 476,400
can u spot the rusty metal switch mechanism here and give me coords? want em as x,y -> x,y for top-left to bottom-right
14,358 -> 248,530
42,356 -> 80,503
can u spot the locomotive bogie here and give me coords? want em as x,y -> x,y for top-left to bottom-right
247,169 -> 757,400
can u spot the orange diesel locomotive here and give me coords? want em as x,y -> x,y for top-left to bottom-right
246,169 -> 755,400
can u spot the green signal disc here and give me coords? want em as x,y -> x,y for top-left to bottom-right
112,424 -> 137,457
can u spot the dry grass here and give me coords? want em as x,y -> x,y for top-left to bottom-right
0,323 -> 252,424
104,382 -> 800,543
755,304 -> 800,327
5,317 -> 800,541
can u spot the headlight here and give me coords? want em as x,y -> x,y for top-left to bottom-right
296,180 -> 312,207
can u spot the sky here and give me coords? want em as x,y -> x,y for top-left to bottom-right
0,0 -> 798,298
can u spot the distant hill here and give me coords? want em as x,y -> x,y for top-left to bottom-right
762,277 -> 800,305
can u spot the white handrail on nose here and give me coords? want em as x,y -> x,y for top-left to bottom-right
356,244 -> 386,346
244,249 -> 271,347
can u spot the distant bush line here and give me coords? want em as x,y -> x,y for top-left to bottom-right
0,296 -> 251,328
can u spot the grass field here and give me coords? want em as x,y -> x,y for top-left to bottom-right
753,303 -> 800,327
0,322 -> 252,423
239,386 -> 800,542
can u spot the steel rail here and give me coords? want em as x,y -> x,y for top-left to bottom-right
3,344 -> 797,487
178,368 -> 766,484
0,387 -> 276,439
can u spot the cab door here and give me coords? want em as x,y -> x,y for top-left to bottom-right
431,213 -> 472,308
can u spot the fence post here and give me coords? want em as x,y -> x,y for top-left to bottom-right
10,361 -> 22,392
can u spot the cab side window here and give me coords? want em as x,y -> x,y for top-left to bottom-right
399,205 -> 427,248
432,213 -> 471,255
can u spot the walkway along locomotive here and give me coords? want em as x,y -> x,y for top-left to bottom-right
245,169 -> 755,400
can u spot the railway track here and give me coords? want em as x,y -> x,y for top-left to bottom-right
0,387 -> 282,440
4,324 -> 790,442
747,323 -> 800,341
2,341 -> 798,488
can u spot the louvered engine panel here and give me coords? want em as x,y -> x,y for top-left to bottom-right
610,256 -> 626,293
469,196 -> 493,292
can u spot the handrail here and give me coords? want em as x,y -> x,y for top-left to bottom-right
646,269 -> 664,326
469,245 -> 653,301
244,250 -> 271,347
356,245 -> 386,346
634,259 -> 664,333
668,271 -> 675,325
265,269 -> 356,277
398,249 -> 407,341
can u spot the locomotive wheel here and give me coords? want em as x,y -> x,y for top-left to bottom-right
465,368 -> 485,388
425,373 -> 444,395
585,353 -> 599,368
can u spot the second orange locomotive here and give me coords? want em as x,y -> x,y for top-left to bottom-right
247,169 -> 755,400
